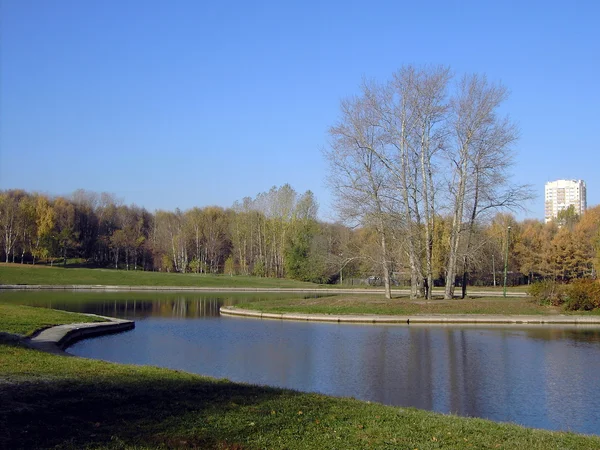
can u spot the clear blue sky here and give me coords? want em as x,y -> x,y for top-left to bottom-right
1,0 -> 598,221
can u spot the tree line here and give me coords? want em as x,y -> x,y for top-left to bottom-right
0,188 -> 598,288
0,186 -> 346,282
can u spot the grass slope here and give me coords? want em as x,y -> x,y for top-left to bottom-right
2,343 -> 599,450
0,304 -> 106,336
1,304 -> 598,448
0,263 -> 318,288
233,295 -> 599,316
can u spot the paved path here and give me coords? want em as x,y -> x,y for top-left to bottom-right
1,315 -> 134,356
220,306 -> 600,325
0,284 -> 528,297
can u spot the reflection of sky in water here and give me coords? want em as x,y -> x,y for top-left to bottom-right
3,291 -> 600,435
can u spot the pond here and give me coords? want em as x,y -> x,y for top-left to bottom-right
2,290 -> 600,435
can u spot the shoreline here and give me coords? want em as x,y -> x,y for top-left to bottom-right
3,308 -> 600,446
0,284 -> 528,296
1,314 -> 135,355
220,306 -> 600,325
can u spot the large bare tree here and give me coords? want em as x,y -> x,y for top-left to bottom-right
376,66 -> 450,299
326,93 -> 394,299
444,74 -> 529,299
326,66 -> 528,299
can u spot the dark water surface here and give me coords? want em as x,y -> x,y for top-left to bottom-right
3,291 -> 600,435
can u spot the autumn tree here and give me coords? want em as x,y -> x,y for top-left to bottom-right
284,190 -> 323,282
0,190 -> 27,262
32,194 -> 55,264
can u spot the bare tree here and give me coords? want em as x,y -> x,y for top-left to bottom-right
326,93 -> 393,299
326,67 -> 529,299
382,66 -> 450,299
355,66 -> 450,299
444,74 -> 529,299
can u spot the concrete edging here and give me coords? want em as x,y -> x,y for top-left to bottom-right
219,306 -> 600,325
23,315 -> 135,355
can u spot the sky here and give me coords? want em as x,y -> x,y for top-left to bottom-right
1,0 -> 598,222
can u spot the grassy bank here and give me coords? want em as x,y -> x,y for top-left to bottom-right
2,306 -> 599,448
0,263 -> 318,288
2,343 -> 599,450
234,295 -> 600,316
0,304 -> 106,336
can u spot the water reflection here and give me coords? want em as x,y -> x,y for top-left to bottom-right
0,290 -> 308,318
2,291 -> 600,435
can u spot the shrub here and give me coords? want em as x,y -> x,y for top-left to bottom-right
563,279 -> 600,311
528,280 -> 565,306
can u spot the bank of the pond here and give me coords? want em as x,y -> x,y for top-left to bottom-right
2,343 -> 600,449
0,304 -> 109,336
2,307 -> 600,448
0,304 -> 134,355
0,284 -> 528,298
0,263 -> 318,289
0,263 -> 529,296
220,306 -> 600,325
225,294 -> 600,317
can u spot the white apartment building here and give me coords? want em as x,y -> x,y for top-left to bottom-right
544,179 -> 587,223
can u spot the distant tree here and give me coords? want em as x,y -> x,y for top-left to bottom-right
224,255 -> 235,276
555,205 -> 579,230
109,229 -> 127,269
52,197 -> 79,266
32,194 -> 55,264
200,207 -> 230,274
513,219 -> 545,283
0,190 -> 27,262
17,194 -> 37,263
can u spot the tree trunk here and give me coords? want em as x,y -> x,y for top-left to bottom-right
461,255 -> 468,299
380,229 -> 392,299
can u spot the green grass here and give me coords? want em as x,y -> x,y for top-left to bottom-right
0,304 -> 106,336
2,343 -> 599,449
1,302 -> 598,448
0,263 -> 319,288
234,294 -> 599,316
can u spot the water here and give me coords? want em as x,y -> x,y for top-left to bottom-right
3,290 -> 600,435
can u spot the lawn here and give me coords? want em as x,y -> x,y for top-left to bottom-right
2,303 -> 599,449
2,342 -> 599,449
0,304 -> 106,336
233,294 -> 599,316
0,263 -> 319,288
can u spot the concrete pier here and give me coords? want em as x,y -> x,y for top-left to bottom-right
22,316 -> 134,355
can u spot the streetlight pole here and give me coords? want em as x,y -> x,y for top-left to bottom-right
503,226 -> 511,298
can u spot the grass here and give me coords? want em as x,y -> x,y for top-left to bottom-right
0,304 -> 107,336
233,294 -> 600,316
0,263 -> 531,293
2,342 -> 600,449
0,263 -> 319,288
1,303 -> 599,448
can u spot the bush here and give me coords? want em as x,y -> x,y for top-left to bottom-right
528,280 -> 565,306
563,279 -> 600,311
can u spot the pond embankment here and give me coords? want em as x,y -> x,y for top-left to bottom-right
1,315 -> 134,355
220,306 -> 600,325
